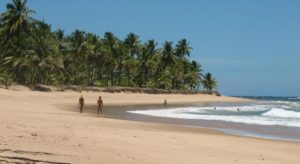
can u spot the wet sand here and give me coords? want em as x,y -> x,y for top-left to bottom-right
99,104 -> 300,142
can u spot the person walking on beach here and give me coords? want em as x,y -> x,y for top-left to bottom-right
79,95 -> 84,113
97,96 -> 103,116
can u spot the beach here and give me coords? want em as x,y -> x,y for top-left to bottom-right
0,88 -> 299,164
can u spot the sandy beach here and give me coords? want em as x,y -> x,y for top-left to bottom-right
0,88 -> 299,164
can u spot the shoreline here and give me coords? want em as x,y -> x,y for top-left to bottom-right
0,89 -> 299,164
96,103 -> 300,142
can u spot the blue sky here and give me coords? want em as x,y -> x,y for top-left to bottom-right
1,0 -> 299,96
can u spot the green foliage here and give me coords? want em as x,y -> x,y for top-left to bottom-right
0,0 -> 35,43
0,0 -> 218,92
202,73 -> 217,91
0,71 -> 13,89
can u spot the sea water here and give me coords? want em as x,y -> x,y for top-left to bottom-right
128,97 -> 300,141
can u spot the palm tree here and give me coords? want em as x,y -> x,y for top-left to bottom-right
202,73 -> 217,92
0,0 -> 34,81
161,41 -> 177,69
137,39 -> 158,86
114,42 -> 128,86
33,22 -> 62,83
53,29 -> 66,54
175,39 -> 192,59
123,57 -> 137,86
103,32 -> 118,86
0,0 -> 35,41
0,0 -> 215,92
103,32 -> 118,53
184,60 -> 202,90
66,29 -> 89,85
14,21 -> 61,84
85,33 -> 102,85
124,33 -> 141,58
169,65 -> 183,89
68,30 -> 88,60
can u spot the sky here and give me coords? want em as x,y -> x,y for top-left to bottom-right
1,0 -> 299,96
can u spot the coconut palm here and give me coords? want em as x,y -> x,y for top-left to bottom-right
137,39 -> 158,86
183,60 -> 202,90
175,39 -> 192,59
103,32 -> 119,85
68,30 -> 88,60
85,33 -> 103,85
113,42 -> 128,85
123,57 -> 137,86
0,0 -> 34,80
0,0 -> 35,40
103,32 -> 118,52
169,65 -> 184,89
25,21 -> 61,84
124,33 -> 141,58
65,29 -> 90,84
8,22 -> 62,84
53,29 -> 66,54
161,41 -> 177,69
0,0 -> 216,92
202,73 -> 217,91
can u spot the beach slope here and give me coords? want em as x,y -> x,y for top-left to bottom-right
0,88 -> 299,164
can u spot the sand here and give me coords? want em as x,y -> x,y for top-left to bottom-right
0,88 -> 299,164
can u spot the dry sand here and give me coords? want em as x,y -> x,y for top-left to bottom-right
0,88 -> 299,164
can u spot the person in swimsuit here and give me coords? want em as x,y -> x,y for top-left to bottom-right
97,96 -> 103,116
79,95 -> 84,113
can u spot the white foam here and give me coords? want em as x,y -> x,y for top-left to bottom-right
271,101 -> 291,104
263,108 -> 300,118
173,105 -> 270,112
128,106 -> 300,127
290,102 -> 300,109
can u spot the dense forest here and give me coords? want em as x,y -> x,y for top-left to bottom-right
0,0 -> 217,92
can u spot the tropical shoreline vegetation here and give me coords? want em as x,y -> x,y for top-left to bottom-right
0,0 -> 217,92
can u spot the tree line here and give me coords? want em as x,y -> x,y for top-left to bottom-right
0,0 -> 217,91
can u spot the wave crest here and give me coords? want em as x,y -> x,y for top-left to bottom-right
263,108 -> 300,118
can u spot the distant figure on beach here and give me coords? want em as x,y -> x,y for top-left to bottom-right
79,95 -> 84,113
214,107 -> 217,110
97,96 -> 103,116
164,99 -> 167,106
237,108 -> 240,111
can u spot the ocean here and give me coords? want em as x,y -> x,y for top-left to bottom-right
128,96 -> 300,141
